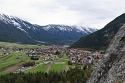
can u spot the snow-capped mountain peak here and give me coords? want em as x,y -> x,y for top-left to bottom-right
42,24 -> 97,34
0,14 -> 38,32
0,14 -> 97,44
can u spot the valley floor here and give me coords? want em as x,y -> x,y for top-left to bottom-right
0,42 -> 103,76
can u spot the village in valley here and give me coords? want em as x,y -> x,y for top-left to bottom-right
0,42 -> 104,75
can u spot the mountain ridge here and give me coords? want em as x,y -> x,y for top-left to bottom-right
0,14 -> 97,44
71,13 -> 125,50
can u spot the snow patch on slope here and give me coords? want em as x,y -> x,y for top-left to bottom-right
0,14 -> 29,33
12,21 -> 27,33
42,24 -> 97,34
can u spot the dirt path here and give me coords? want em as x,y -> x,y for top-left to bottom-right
65,65 -> 69,71
0,64 -> 15,72
4,64 -> 23,72
46,65 -> 51,73
54,62 -> 65,64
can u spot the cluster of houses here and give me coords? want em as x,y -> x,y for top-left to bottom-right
0,46 -> 102,68
24,47 -> 67,61
67,49 -> 102,68
0,47 -> 11,56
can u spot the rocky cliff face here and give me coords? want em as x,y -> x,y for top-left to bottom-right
87,24 -> 125,83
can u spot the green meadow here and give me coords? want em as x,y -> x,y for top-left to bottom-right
0,42 -> 69,75
50,64 -> 66,71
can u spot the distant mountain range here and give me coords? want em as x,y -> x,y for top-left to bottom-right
0,14 -> 97,44
71,13 -> 125,50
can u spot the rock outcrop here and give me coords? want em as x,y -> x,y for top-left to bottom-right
87,24 -> 125,83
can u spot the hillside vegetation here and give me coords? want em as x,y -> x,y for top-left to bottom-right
71,13 -> 125,50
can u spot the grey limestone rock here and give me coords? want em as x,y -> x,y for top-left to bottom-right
87,24 -> 125,83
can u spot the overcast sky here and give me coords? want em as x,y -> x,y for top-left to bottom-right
0,0 -> 125,29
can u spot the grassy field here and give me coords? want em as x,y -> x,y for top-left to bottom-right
0,51 -> 33,75
0,42 -> 45,74
0,42 -> 45,48
0,51 -> 69,75
25,64 -> 48,73
63,54 -> 69,59
0,42 -> 70,75
50,64 -> 66,71
55,59 -> 68,65
0,52 -> 30,69
25,58 -> 68,73
0,42 -> 44,70
0,53 -> 20,69
0,72 -> 8,76
55,59 -> 68,62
